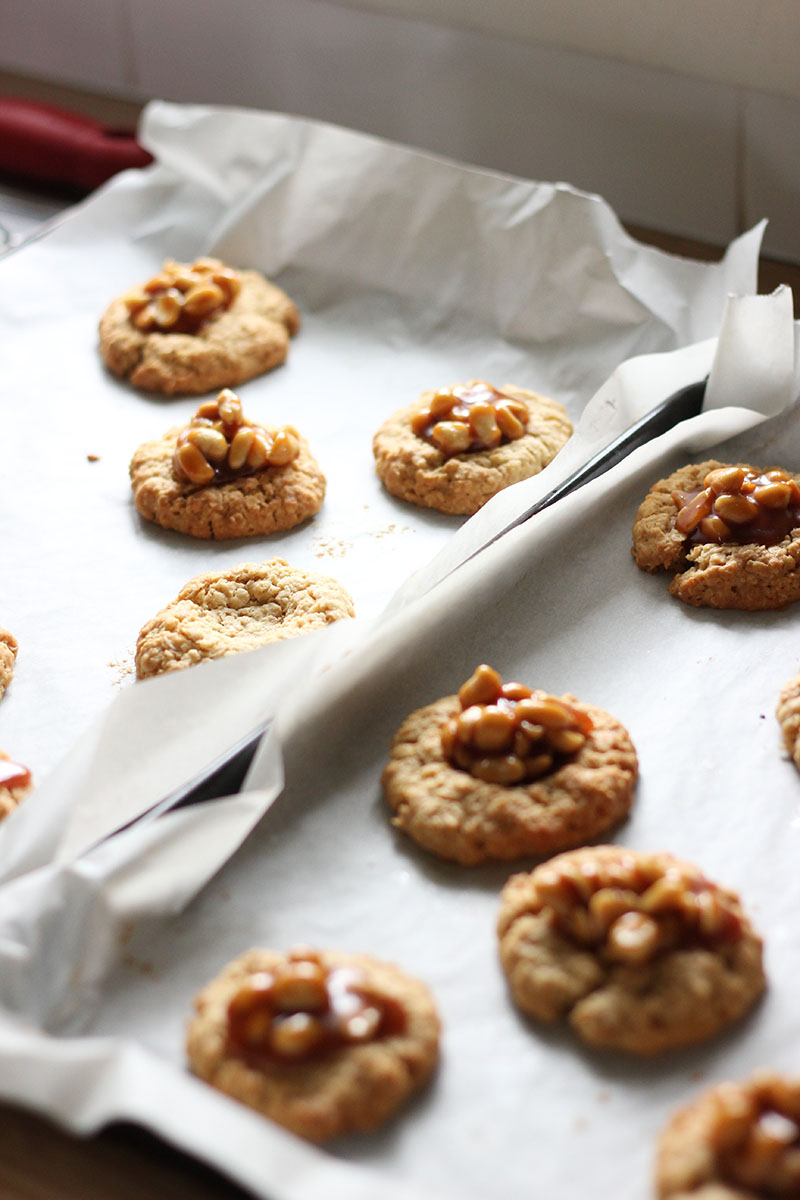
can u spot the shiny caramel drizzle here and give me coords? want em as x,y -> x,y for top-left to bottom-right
225,948 -> 407,1064
172,389 -> 300,486
673,465 -> 800,547
123,257 -> 241,335
409,381 -> 529,456
441,664 -> 593,786
0,755 -> 31,791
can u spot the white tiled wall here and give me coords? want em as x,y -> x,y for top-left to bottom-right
2,0 -> 798,262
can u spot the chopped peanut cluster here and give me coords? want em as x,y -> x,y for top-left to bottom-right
225,947 -> 406,1063
173,389 -> 301,486
123,257 -> 241,334
706,1074 -> 800,1195
530,849 -> 745,964
673,465 -> 800,547
441,664 -> 593,786
409,381 -> 530,457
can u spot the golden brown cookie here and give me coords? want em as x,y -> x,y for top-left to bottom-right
656,1072 -> 800,1199
382,665 -> 637,865
135,559 -> 354,679
130,390 -> 325,539
0,751 -> 32,820
99,257 -> 299,395
186,946 -> 440,1142
0,626 -> 17,700
497,846 -> 765,1055
632,460 -> 800,610
776,672 -> 800,772
372,380 -> 572,515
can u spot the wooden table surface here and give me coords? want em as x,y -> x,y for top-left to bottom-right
0,222 -> 797,1200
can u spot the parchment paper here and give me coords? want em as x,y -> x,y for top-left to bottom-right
0,101 -> 797,1200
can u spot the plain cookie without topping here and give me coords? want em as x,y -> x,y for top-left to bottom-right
0,626 -> 17,700
373,381 -> 572,515
382,668 -> 637,866
186,947 -> 440,1143
99,260 -> 299,396
497,846 -> 765,1055
135,559 -> 354,679
632,460 -> 800,610
656,1072 -> 800,1199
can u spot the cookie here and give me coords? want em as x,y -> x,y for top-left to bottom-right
186,946 -> 440,1142
632,461 -> 800,610
381,664 -> 637,865
497,846 -> 765,1055
776,672 -> 800,772
656,1072 -> 800,1199
135,559 -> 354,679
372,380 -> 572,515
99,256 -> 299,395
130,389 -> 325,539
0,626 -> 17,700
0,752 -> 32,820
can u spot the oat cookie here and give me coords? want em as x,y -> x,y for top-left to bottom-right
373,380 -> 572,515
99,256 -> 299,395
186,946 -> 440,1142
632,460 -> 800,610
130,389 -> 325,539
656,1072 -> 800,1199
382,665 -> 637,865
776,672 -> 800,772
497,846 -> 765,1055
135,559 -> 354,679
0,626 -> 17,700
0,752 -> 32,820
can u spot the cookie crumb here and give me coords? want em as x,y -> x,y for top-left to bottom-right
87,453 -> 100,462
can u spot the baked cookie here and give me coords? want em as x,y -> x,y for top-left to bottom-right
656,1072 -> 800,1199
0,752 -> 32,820
135,558 -> 354,679
186,946 -> 440,1142
632,461 -> 800,610
382,664 -> 637,865
776,672 -> 800,772
0,626 -> 17,700
99,256 -> 299,395
130,389 -> 325,538
497,845 -> 765,1055
373,380 -> 572,515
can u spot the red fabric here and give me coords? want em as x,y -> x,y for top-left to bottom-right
0,97 -> 152,191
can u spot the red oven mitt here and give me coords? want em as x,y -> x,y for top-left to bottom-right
0,97 -> 153,192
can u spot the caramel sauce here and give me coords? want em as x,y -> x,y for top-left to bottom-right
0,758 -> 31,791
673,468 -> 800,547
174,420 -> 267,484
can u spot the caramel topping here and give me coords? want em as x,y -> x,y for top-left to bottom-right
441,664 -> 593,786
124,257 -> 241,334
529,850 -> 745,966
172,389 -> 300,486
0,755 -> 31,792
225,949 -> 407,1064
673,465 -> 800,547
409,381 -> 530,456
707,1076 -> 800,1195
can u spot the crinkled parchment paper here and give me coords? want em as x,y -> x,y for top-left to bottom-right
0,101 -> 797,1200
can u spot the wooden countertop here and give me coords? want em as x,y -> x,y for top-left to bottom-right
0,228 -> 797,1200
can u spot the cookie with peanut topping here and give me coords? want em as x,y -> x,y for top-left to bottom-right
130,389 -> 325,539
0,751 -> 32,820
656,1072 -> 800,1199
0,626 -> 17,701
632,460 -> 800,609
372,381 -> 572,515
381,665 -> 637,865
497,846 -> 765,1055
186,946 -> 440,1142
99,256 -> 299,395
135,558 -> 354,678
